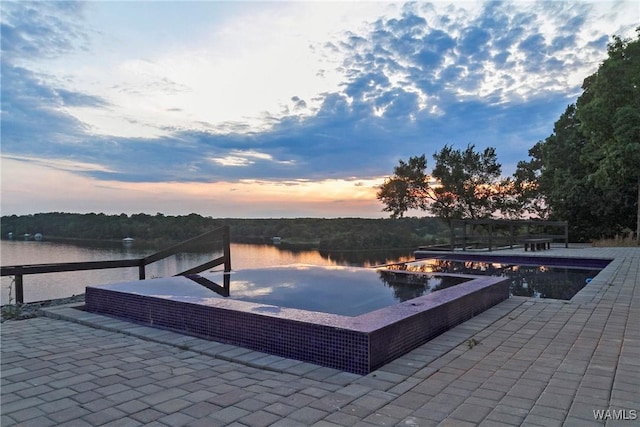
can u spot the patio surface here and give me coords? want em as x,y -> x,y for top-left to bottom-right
1,246 -> 638,426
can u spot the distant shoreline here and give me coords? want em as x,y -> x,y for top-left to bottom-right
1,214 -> 447,251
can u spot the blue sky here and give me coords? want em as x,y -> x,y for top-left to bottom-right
1,1 -> 638,217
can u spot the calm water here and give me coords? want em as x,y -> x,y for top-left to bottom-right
391,258 -> 602,300
0,240 -> 413,304
199,266 -> 468,316
95,266 -> 470,316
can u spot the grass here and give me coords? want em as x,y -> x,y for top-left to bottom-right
591,231 -> 638,247
466,338 -> 481,349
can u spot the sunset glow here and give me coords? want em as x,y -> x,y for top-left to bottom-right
2,1 -> 637,217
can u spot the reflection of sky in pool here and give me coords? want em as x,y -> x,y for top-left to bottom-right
388,258 -> 602,300
193,265 -> 470,316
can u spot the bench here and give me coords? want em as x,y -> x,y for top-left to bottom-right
522,238 -> 552,251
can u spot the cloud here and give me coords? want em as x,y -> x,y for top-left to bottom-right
0,62 -> 94,154
0,1 -> 89,61
209,150 -> 295,168
1,0 -> 638,192
2,155 -> 115,173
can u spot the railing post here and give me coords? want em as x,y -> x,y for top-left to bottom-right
223,226 -> 231,272
449,221 -> 455,251
462,222 -> 467,251
15,274 -> 24,305
138,262 -> 146,280
510,223 -> 515,249
488,223 -> 493,252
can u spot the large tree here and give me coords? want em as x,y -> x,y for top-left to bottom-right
376,155 -> 430,218
516,30 -> 640,242
431,145 -> 516,220
577,31 -> 640,243
377,144 -> 515,221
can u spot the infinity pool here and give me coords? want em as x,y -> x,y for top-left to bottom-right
86,264 -> 508,373
85,254 -> 610,373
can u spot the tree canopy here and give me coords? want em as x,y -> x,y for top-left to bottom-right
517,29 -> 640,241
376,155 -> 430,218
431,145 -> 515,220
377,144 -> 515,222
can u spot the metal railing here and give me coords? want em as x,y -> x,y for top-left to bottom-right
448,219 -> 568,251
1,226 -> 231,304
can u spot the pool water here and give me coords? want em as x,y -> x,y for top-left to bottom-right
189,265 -> 470,316
388,258 -> 602,300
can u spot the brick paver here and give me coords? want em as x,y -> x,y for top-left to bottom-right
2,247 -> 638,426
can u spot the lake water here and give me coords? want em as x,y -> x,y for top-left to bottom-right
0,240 -> 413,304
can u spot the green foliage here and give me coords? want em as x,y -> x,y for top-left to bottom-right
378,144 -> 518,221
513,141 -> 548,218
376,155 -> 430,218
314,217 -> 448,250
466,338 -> 480,349
578,32 -> 640,184
432,144 -> 515,220
1,212 -> 226,246
1,278 -> 22,320
517,30 -> 640,241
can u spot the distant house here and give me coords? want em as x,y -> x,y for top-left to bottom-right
122,237 -> 134,245
272,236 -> 281,244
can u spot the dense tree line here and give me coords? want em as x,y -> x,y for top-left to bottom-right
1,212 -> 218,244
516,30 -> 639,241
378,31 -> 639,243
1,212 -> 449,251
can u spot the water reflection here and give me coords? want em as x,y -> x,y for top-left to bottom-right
390,258 -> 600,300
377,270 -> 470,301
1,240 -> 414,304
182,265 -> 468,317
319,249 -> 415,267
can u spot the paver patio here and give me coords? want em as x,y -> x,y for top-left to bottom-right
1,246 -> 638,426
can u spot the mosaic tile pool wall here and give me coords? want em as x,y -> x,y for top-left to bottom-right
85,272 -> 509,374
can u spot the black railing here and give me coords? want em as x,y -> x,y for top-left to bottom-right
447,219 -> 568,252
1,226 -> 231,304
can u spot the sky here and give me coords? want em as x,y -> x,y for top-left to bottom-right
1,1 -> 638,218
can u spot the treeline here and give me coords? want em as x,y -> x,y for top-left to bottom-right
1,212 -> 449,251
